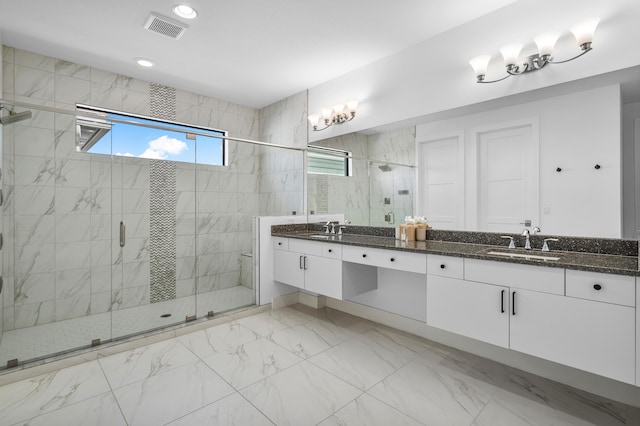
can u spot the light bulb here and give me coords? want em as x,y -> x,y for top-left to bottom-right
534,32 -> 561,58
346,100 -> 358,113
570,18 -> 599,49
308,114 -> 320,127
469,55 -> 491,79
499,43 -> 523,67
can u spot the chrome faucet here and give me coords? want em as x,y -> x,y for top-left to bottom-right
338,226 -> 346,236
501,235 -> 516,249
542,238 -> 559,252
323,221 -> 331,233
521,229 -> 531,250
330,223 -> 337,234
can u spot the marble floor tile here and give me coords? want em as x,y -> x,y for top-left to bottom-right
268,324 -> 334,359
295,306 -> 375,334
177,321 -> 259,359
0,360 -> 110,425
14,391 -> 127,426
367,355 -> 498,425
202,337 -> 302,389
309,328 -> 420,391
241,361 -> 362,426
98,338 -> 198,389
498,369 -> 629,426
112,360 -> 234,426
235,308 -> 305,337
165,392 -> 273,426
472,388 -> 600,426
318,393 -> 424,426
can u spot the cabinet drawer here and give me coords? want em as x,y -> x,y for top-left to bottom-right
427,254 -> 463,279
465,258 -> 564,295
321,243 -> 342,260
342,245 -> 426,274
289,239 -> 323,256
273,237 -> 289,250
566,270 -> 635,307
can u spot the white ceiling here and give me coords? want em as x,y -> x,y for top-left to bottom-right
0,0 -> 518,109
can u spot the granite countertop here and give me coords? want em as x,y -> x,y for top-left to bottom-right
272,231 -> 640,277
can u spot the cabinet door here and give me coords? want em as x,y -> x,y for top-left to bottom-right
510,289 -> 635,384
273,249 -> 305,289
427,276 -> 509,348
304,255 -> 343,300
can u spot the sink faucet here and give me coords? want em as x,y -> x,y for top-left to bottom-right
323,221 -> 331,234
330,223 -> 337,234
521,229 -> 531,250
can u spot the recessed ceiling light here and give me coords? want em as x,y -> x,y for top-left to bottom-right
136,58 -> 156,68
173,4 -> 198,19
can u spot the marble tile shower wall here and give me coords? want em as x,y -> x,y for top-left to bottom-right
1,46 -> 264,332
257,91 -> 307,216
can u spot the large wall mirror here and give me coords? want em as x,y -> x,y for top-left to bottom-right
307,127 -> 415,227
307,66 -> 640,239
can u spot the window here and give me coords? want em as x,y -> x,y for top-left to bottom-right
307,145 -> 352,176
76,106 -> 227,166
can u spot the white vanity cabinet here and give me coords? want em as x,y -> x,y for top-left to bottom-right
426,255 -> 637,384
427,275 -> 510,348
510,287 -> 635,384
273,238 -> 343,299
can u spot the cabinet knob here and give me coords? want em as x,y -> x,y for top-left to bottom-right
328,249 -> 332,253
593,284 -> 602,291
440,264 -> 446,269
390,258 -> 395,262
362,254 -> 367,258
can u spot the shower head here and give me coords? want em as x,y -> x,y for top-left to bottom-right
0,105 -> 32,125
378,164 -> 392,172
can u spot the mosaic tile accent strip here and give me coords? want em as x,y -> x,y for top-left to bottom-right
149,160 -> 177,303
149,83 -> 177,121
316,174 -> 328,213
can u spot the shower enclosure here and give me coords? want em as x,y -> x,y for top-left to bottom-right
0,101 -> 303,368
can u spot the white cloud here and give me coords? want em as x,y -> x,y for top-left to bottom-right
139,148 -> 166,160
115,152 -> 135,157
148,135 -> 188,155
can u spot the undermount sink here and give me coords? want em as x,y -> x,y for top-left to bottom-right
484,249 -> 562,262
309,234 -> 332,239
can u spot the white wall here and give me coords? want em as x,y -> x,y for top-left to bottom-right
308,0 -> 640,142
417,85 -> 622,238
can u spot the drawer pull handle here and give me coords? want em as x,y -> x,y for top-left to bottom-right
328,249 -> 332,253
362,254 -> 367,258
501,289 -> 505,313
512,291 -> 516,316
593,284 -> 602,291
299,255 -> 304,270
278,242 -> 282,246
440,264 -> 445,269
390,257 -> 395,262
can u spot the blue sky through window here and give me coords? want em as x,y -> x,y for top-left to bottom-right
87,113 -> 225,166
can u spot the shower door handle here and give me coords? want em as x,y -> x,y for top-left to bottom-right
120,221 -> 126,247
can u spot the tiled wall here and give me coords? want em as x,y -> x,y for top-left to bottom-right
1,45 -> 289,331
307,127 -> 415,226
258,91 -> 307,216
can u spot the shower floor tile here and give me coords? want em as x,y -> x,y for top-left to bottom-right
0,285 -> 255,367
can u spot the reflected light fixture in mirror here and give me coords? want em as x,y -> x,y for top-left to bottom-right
309,100 -> 358,131
469,18 -> 599,83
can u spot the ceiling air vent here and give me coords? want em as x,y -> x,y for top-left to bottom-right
144,12 -> 188,39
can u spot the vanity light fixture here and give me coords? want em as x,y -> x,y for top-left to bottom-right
135,57 -> 156,68
469,18 -> 599,83
308,100 -> 358,131
172,4 -> 198,19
